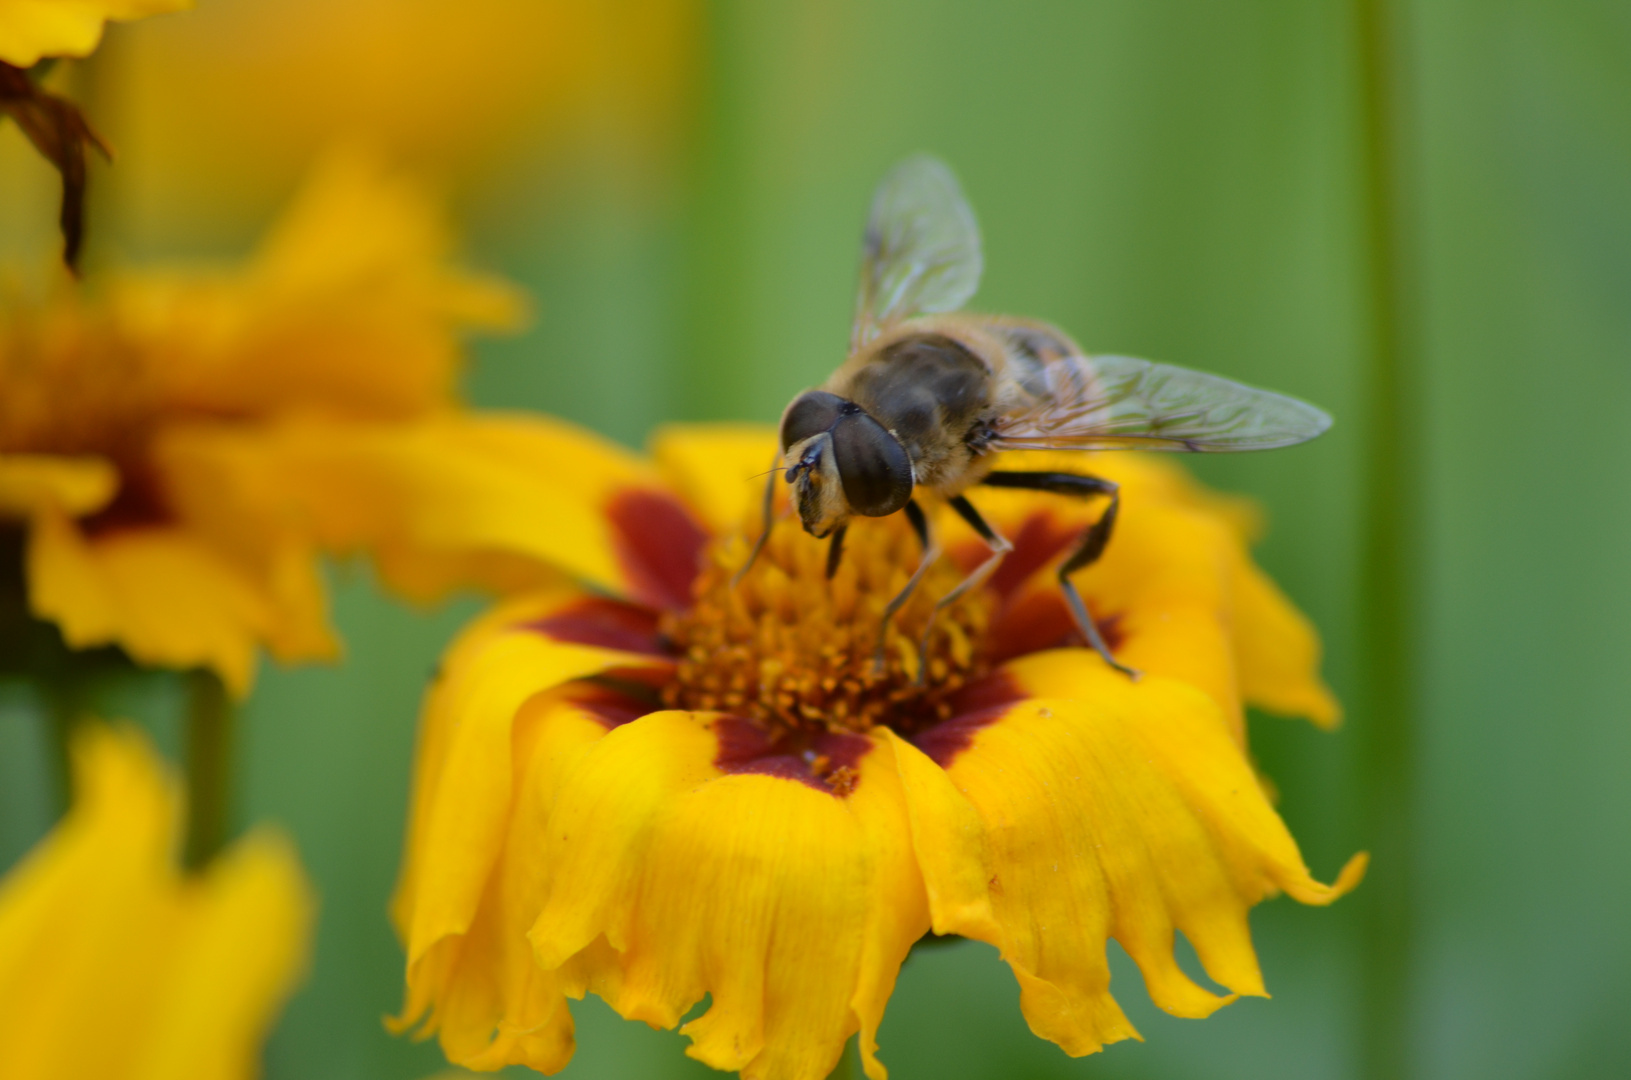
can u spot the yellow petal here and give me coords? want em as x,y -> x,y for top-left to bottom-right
390,587 -> 640,952
529,712 -> 929,1080
1228,546 -> 1342,727
395,599 -> 672,980
159,413 -> 708,609
116,148 -> 525,423
251,147 -> 527,335
0,723 -> 313,1079
876,728 -> 997,942
138,828 -> 314,1079
26,509 -> 278,696
395,687 -> 623,1073
0,0 -> 192,66
650,423 -> 779,535
975,494 -> 1246,739
958,454 -> 1336,736
913,666 -> 1363,1058
0,453 -> 116,517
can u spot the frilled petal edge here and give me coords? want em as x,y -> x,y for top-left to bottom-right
907,660 -> 1365,1057
392,588 -> 675,982
528,711 -> 930,1080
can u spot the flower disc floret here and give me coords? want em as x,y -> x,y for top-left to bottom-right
663,516 -> 991,737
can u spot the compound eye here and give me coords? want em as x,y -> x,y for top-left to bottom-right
831,410 -> 912,517
780,390 -> 849,451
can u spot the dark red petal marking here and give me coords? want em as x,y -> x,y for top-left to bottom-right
913,671 -> 1026,768
712,716 -> 871,796
526,596 -> 673,656
983,585 -> 1125,666
946,670 -> 1028,717
564,683 -> 654,729
80,463 -> 172,538
987,512 -> 1080,601
985,589 -> 1078,665
605,488 -> 709,611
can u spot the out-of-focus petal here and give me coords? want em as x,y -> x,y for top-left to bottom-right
24,507 -> 333,695
158,413 -> 708,610
910,668 -> 1365,1057
113,148 -> 526,422
0,723 -> 313,1079
530,712 -> 928,1080
1227,546 -> 1341,727
0,452 -> 116,517
0,0 -> 191,66
139,829 -> 313,1078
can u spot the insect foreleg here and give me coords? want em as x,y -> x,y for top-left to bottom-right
982,470 -> 1140,679
733,453 -> 781,586
910,495 -> 1012,684
825,524 -> 848,579
874,499 -> 939,674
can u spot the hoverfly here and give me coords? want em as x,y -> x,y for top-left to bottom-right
744,155 -> 1331,678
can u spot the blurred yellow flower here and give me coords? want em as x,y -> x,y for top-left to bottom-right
0,0 -> 191,66
390,423 -> 1365,1079
0,147 -> 536,694
0,722 -> 312,1079
106,0 -> 696,240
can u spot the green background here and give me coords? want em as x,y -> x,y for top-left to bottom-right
3,1 -> 1629,1078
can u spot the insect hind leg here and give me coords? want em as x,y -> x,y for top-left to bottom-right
982,470 -> 1140,679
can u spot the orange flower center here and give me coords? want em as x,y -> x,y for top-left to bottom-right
661,515 -> 993,736
0,304 -> 158,460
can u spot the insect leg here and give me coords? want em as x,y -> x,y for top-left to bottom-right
826,523 -> 848,579
874,499 -> 939,674
982,470 -> 1140,678
911,495 -> 1012,684
733,454 -> 781,586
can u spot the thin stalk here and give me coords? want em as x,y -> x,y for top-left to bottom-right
184,669 -> 234,867
45,685 -> 85,817
1353,0 -> 1422,1077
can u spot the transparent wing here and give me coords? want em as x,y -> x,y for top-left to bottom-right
851,155 -> 983,349
995,353 -> 1333,452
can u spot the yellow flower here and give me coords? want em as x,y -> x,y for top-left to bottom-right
0,722 -> 313,1078
105,0 -> 696,240
0,0 -> 191,67
390,422 -> 1366,1079
0,148 -> 531,695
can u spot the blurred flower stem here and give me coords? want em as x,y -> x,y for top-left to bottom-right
184,668 -> 233,867
1354,0 -> 1423,1076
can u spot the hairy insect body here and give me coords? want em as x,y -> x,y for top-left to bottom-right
758,155 -> 1331,676
825,315 -> 1087,498
838,327 -> 994,492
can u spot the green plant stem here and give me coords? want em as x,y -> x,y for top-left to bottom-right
45,685 -> 85,817
184,669 -> 234,868
1354,0 -> 1422,1076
